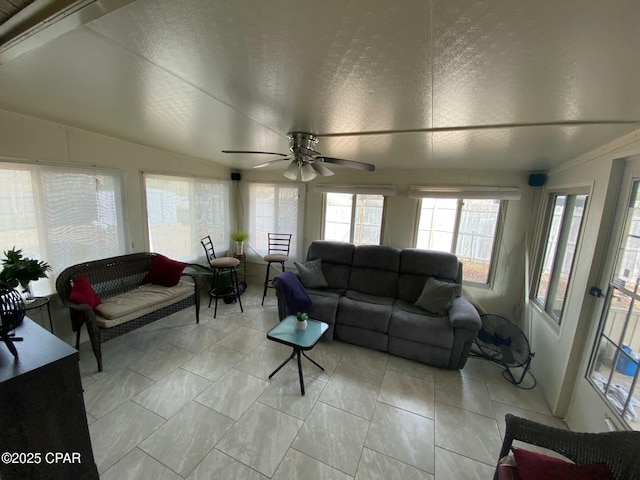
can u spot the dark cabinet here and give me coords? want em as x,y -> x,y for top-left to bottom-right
0,318 -> 98,479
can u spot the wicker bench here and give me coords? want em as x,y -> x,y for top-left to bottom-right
56,253 -> 200,372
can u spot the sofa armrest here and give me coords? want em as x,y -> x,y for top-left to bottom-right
449,297 -> 481,330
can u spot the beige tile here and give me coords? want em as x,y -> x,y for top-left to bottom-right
492,401 -> 566,439
169,325 -> 228,353
83,366 -> 154,418
320,367 -> 381,420
293,342 -> 346,382
217,403 -> 303,477
86,412 -> 97,426
235,344 -> 295,379
459,357 -> 489,382
336,345 -> 389,383
78,338 -> 147,378
386,355 -> 436,383
356,448 -> 434,480
140,402 -> 234,477
128,343 -> 195,381
181,344 -> 245,382
486,377 -> 552,416
186,449 -> 268,480
132,368 -> 211,419
196,368 -> 269,420
434,447 -> 495,480
89,401 -> 164,474
378,369 -> 435,419
365,402 -> 435,473
258,368 -> 326,420
293,402 -> 369,476
216,326 -> 266,354
101,448 -> 181,480
434,402 -> 501,466
199,314 -> 241,333
435,370 -> 495,418
273,449 -> 353,480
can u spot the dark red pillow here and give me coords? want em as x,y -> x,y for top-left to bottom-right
143,254 -> 187,287
512,447 -> 615,480
70,274 -> 101,308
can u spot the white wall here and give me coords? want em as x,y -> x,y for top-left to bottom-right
526,129 -> 640,418
0,109 -> 231,345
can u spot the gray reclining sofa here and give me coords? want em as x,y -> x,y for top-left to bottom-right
275,240 -> 481,369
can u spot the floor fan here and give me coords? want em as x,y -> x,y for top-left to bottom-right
472,313 -> 536,389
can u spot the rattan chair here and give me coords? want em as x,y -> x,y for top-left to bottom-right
201,235 -> 243,318
261,233 -> 292,305
495,414 -> 640,480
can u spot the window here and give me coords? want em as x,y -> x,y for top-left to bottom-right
415,198 -> 502,284
247,182 -> 304,261
323,193 -> 385,245
0,162 -> 127,295
144,174 -> 230,261
588,181 -> 639,429
533,192 -> 588,323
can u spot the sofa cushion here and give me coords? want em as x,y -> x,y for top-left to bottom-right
337,291 -> 394,333
349,245 -> 400,297
307,241 -> 355,290
143,254 -> 187,287
415,277 -> 459,315
397,249 -> 461,303
95,281 -> 193,326
389,300 -> 454,350
294,258 -> 329,288
306,289 -> 341,326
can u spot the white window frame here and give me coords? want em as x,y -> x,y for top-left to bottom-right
413,197 -> 505,285
0,161 -> 128,295
245,182 -> 305,263
321,193 -> 387,245
143,173 -> 231,262
531,188 -> 589,324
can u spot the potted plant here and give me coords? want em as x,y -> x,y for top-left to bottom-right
231,231 -> 249,255
0,247 -> 51,302
296,311 -> 308,329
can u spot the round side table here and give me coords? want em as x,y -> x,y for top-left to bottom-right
24,297 -> 53,333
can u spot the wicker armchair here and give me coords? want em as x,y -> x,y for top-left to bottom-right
495,414 -> 640,480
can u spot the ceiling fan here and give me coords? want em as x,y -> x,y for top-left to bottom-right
222,132 -> 375,182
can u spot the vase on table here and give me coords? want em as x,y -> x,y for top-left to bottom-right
236,241 -> 244,255
296,312 -> 308,329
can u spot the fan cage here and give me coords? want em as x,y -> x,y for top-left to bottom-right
473,313 -> 536,389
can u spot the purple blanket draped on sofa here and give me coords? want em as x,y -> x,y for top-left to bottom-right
273,271 -> 312,314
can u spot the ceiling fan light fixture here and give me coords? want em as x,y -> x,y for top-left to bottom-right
300,163 -> 317,182
283,161 -> 299,180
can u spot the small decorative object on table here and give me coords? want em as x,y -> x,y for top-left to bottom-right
0,283 -> 25,358
296,311 -> 308,329
0,247 -> 51,303
231,231 -> 249,255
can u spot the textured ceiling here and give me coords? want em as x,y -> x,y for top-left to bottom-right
0,0 -> 639,173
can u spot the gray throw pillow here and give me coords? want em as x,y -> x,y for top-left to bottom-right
415,277 -> 459,315
294,258 -> 329,288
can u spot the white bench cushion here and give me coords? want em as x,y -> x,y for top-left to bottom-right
95,281 -> 194,328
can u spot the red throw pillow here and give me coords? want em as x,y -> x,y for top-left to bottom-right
70,274 -> 101,308
143,254 -> 187,287
512,447 -> 615,480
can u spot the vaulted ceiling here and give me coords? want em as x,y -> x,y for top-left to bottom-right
1,0 -> 639,173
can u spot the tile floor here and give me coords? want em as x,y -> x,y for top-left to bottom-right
79,284 -> 565,479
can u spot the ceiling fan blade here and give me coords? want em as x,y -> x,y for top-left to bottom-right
222,150 -> 289,157
317,156 -> 375,172
253,157 -> 292,168
311,162 -> 335,176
